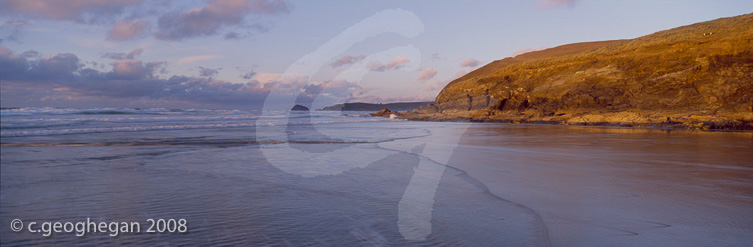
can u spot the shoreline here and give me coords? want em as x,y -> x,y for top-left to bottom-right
377,110 -> 753,132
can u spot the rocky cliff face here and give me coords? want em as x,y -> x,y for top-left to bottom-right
402,13 -> 753,130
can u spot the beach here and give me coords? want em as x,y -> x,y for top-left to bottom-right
448,124 -> 753,246
1,108 -> 752,246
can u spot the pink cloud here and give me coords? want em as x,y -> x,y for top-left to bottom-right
0,0 -> 143,23
249,72 -> 308,89
112,59 -> 145,78
108,19 -> 150,41
0,46 -> 11,56
460,58 -> 480,68
368,55 -> 410,71
511,46 -> 547,57
111,59 -> 165,80
537,0 -> 576,9
386,56 -> 410,69
331,55 -> 365,68
417,68 -> 437,81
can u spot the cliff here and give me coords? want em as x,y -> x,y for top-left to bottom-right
399,13 -> 753,130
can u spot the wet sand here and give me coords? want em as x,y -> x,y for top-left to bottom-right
446,124 -> 753,246
2,120 -> 752,246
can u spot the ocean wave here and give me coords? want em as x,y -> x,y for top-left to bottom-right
74,110 -> 144,115
0,107 -> 387,137
0,107 -> 249,116
1,118 -> 386,137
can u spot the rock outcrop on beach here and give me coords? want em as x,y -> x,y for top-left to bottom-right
370,108 -> 394,117
398,13 -> 753,130
291,105 -> 309,111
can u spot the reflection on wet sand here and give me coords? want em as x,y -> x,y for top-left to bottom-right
448,123 -> 753,247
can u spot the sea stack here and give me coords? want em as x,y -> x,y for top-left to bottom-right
291,105 -> 309,111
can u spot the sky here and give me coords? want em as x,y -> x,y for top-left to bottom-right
1,0 -> 751,110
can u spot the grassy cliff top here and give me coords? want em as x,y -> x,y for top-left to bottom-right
438,13 -> 753,105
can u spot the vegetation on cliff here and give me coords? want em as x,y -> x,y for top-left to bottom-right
401,13 -> 753,130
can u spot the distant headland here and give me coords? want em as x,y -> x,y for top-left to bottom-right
318,102 -> 432,112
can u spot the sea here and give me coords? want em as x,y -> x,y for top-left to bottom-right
1,107 -> 752,246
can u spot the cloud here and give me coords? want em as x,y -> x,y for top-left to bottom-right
198,66 -> 220,77
154,0 -> 288,41
108,19 -> 150,41
460,58 -> 480,68
331,55 -> 365,68
0,19 -> 31,43
295,80 -> 361,104
0,0 -> 143,23
0,49 -> 80,82
0,46 -> 11,56
0,46 -> 368,109
34,53 -> 82,79
367,55 -> 410,72
1,1 -> 290,42
537,0 -> 576,9
385,56 -> 411,70
127,48 -> 144,58
177,55 -> 221,65
241,71 -> 256,79
0,46 -> 270,108
224,31 -> 241,40
417,68 -> 437,81
1,19 -> 30,27
249,72 -> 309,89
251,72 -> 283,84
511,46 -> 547,57
102,48 -> 144,60
20,50 -> 41,58
109,59 -> 166,80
